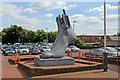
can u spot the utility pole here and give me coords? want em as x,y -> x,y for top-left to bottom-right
103,0 -> 108,72
104,0 -> 106,52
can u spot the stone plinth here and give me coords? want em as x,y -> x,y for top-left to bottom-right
34,56 -> 75,66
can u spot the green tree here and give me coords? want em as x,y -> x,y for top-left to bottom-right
74,39 -> 86,49
2,25 -> 58,44
117,32 -> 120,36
2,25 -> 24,44
48,31 -> 57,43
36,29 -> 46,42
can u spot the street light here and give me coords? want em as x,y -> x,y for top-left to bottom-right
73,21 -> 76,32
73,21 -> 76,45
45,28 -> 48,43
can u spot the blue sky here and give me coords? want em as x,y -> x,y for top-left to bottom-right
0,0 -> 119,35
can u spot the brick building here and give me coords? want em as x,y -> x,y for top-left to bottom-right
77,35 -> 110,43
77,35 -> 110,46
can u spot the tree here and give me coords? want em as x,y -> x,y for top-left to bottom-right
2,25 -> 24,44
117,32 -> 120,36
74,39 -> 86,49
36,29 -> 46,42
48,31 -> 57,43
2,25 -> 58,44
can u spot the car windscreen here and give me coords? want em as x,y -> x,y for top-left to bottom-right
43,46 -> 49,49
107,47 -> 117,52
69,46 -> 76,48
6,48 -> 14,51
19,47 -> 27,49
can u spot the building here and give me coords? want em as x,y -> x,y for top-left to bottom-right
107,36 -> 120,46
77,35 -> 110,43
77,35 -> 111,47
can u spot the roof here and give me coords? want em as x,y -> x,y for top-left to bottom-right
109,36 -> 120,41
77,35 -> 111,37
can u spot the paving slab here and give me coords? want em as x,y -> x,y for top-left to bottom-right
2,55 -> 29,79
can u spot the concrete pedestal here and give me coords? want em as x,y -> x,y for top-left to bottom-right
34,56 -> 75,66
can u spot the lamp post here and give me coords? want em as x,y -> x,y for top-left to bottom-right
73,21 -> 76,45
73,21 -> 76,32
45,28 -> 48,43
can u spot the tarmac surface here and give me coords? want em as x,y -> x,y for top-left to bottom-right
1,52 -> 120,80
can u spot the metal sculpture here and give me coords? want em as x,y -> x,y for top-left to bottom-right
40,9 -> 76,58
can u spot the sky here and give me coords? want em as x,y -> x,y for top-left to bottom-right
0,0 -> 119,35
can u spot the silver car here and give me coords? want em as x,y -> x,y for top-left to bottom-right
18,46 -> 29,54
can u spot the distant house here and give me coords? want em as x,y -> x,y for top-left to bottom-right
107,36 -> 120,46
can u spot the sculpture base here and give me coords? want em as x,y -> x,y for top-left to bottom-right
34,56 -> 75,66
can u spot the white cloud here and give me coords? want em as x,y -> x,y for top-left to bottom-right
1,3 -> 41,30
13,16 -> 40,27
89,6 -> 103,13
107,14 -> 118,21
69,14 -> 103,35
24,7 -> 37,13
2,3 -> 22,17
107,4 -> 118,10
28,1 -> 77,11
89,4 -> 118,14
70,14 -> 101,25
44,13 -> 53,19
69,13 -> 118,35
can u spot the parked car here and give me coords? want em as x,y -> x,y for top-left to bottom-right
32,46 -> 41,52
18,46 -> 29,54
66,47 -> 71,51
68,45 -> 80,51
114,47 -> 120,51
89,48 -> 104,57
4,48 -> 16,56
1,46 -> 8,52
105,47 -> 120,56
26,45 -> 33,52
89,47 -> 120,57
40,45 -> 51,52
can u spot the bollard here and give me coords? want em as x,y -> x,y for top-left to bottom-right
18,54 -> 20,64
103,52 -> 108,72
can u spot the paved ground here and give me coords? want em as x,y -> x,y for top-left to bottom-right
1,52 -> 120,80
2,54 -> 29,79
